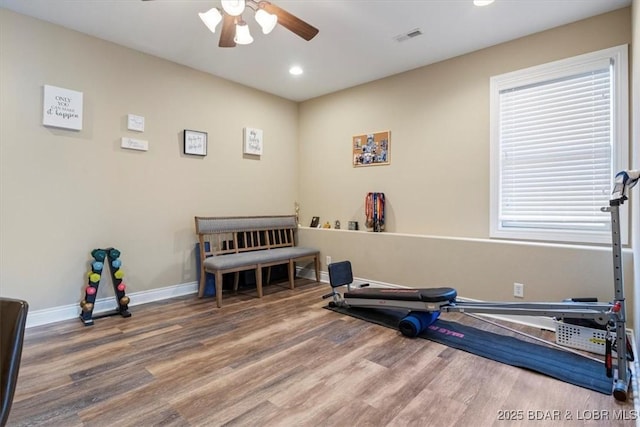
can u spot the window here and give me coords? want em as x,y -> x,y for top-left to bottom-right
490,45 -> 628,244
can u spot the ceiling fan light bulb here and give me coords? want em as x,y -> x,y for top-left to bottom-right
234,22 -> 254,45
221,0 -> 246,16
255,9 -> 278,34
473,0 -> 495,6
198,8 -> 222,33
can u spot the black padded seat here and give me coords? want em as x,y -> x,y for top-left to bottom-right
345,287 -> 457,303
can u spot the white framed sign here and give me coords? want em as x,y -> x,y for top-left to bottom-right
121,137 -> 149,151
243,127 -> 263,155
127,114 -> 145,132
42,85 -> 83,130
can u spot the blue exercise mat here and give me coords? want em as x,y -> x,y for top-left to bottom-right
326,305 -> 613,395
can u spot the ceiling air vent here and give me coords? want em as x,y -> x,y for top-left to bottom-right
394,28 -> 423,43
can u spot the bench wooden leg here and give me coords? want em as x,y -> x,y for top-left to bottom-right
315,255 -> 321,282
266,266 -> 272,284
215,271 -> 223,308
233,272 -> 239,293
198,267 -> 206,298
288,260 -> 295,289
256,265 -> 263,298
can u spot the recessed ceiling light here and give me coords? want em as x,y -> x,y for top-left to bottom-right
289,66 -> 303,76
474,0 -> 495,6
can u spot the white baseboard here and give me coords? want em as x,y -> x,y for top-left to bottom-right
26,281 -> 198,328
296,266 -> 400,290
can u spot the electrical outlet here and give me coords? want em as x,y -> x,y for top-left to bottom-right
326,256 -> 332,266
514,282 -> 524,298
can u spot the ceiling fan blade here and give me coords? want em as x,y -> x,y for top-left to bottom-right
262,3 -> 319,41
219,14 -> 237,48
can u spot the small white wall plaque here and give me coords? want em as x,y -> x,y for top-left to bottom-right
121,137 -> 149,151
42,85 -> 83,130
243,127 -> 263,155
127,114 -> 145,132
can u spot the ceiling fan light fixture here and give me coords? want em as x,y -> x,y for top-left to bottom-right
234,21 -> 254,45
199,8 -> 223,33
221,0 -> 246,16
255,9 -> 278,34
190,0 -> 318,48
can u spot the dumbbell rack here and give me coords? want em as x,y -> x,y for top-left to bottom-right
79,247 -> 132,326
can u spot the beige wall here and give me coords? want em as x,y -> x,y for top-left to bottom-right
0,10 -> 299,310
298,8 -> 631,236
297,8 -> 635,318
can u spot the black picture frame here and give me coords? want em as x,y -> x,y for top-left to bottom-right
183,129 -> 207,156
310,216 -> 320,228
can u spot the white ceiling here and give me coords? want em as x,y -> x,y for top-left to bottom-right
0,0 -> 632,101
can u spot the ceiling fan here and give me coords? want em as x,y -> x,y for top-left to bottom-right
142,0 -> 319,48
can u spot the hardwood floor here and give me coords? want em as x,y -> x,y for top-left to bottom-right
8,279 -> 637,426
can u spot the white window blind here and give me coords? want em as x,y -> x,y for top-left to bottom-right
490,45 -> 628,244
500,67 -> 612,231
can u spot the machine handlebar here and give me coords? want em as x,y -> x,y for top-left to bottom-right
611,170 -> 639,201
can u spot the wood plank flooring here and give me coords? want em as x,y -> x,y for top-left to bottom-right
7,279 -> 637,426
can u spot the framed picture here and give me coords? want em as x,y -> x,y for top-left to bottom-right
310,216 -> 320,228
243,127 -> 263,155
184,129 -> 207,156
353,130 -> 390,167
42,85 -> 83,130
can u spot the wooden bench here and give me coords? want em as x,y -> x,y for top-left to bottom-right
194,215 -> 320,308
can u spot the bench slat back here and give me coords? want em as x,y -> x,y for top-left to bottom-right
195,215 -> 297,257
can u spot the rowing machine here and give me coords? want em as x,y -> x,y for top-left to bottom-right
323,169 -> 638,401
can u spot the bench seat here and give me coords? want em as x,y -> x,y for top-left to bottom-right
203,247 -> 320,270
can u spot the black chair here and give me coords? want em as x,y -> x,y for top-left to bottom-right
1,298 -> 28,427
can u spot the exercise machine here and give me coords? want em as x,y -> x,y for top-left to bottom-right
324,170 -> 639,401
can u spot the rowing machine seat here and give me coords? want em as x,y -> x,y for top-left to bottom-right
344,287 -> 457,303
322,260 -> 364,301
329,260 -> 362,288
